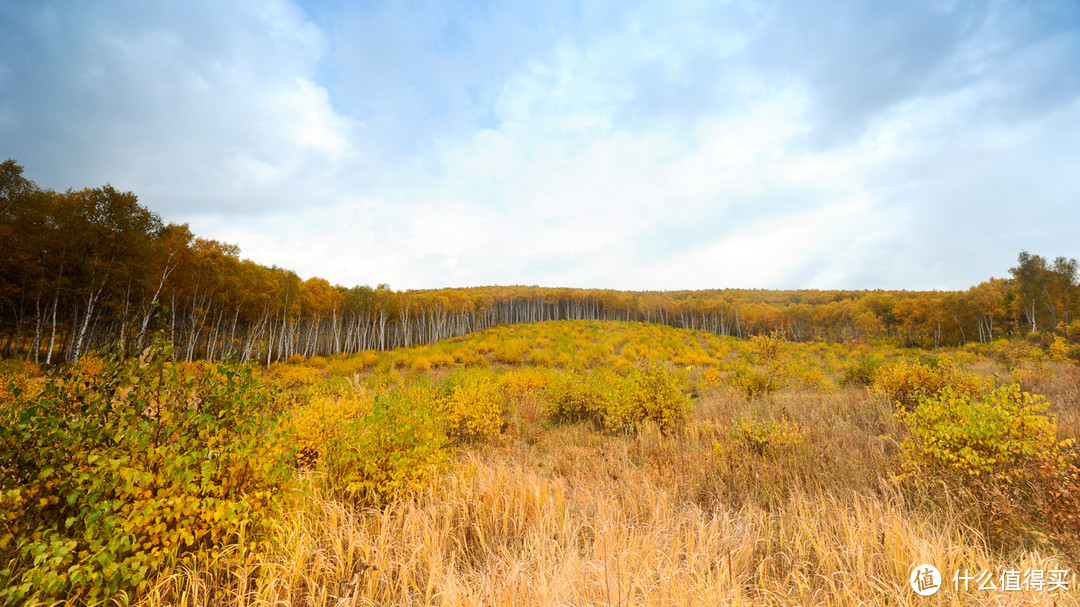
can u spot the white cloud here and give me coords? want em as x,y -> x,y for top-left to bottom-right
2,0 -> 1079,291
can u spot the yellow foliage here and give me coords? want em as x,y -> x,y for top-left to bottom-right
700,367 -> 725,391
1048,334 -> 1071,363
289,392 -> 375,468
267,362 -> 323,389
727,415 -> 804,456
437,370 -> 505,442
872,356 -> 985,409
896,383 -> 1071,481
499,368 -> 550,404
493,340 -> 530,365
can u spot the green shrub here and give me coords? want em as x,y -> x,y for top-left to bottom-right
896,383 -> 1070,481
839,356 -> 880,388
0,337 -> 291,606
323,387 -> 447,506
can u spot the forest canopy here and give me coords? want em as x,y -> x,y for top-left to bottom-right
2,158 -> 1078,363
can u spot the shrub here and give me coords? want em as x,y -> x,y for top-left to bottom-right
288,392 -> 375,468
896,383 -> 1070,481
542,370 -> 611,426
267,361 -> 323,389
872,356 -> 985,410
793,365 -> 835,392
727,363 -> 772,399
0,338 -> 291,605
321,387 -> 447,506
492,340 -> 529,365
727,416 -> 804,456
839,356 -> 881,388
700,367 -> 725,391
0,361 -> 40,407
603,364 -> 693,434
498,368 -> 551,404
542,366 -> 692,435
435,370 -> 505,442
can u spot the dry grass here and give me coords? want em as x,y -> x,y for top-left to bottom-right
138,386 -> 1080,606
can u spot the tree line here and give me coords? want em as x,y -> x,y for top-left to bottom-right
1,159 -> 1078,363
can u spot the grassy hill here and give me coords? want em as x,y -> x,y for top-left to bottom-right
2,320 -> 1078,605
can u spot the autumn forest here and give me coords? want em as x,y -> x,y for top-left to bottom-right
2,159 -> 1078,366
3,160 -> 1080,606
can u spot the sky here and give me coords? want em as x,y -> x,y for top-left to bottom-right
2,0 -> 1078,291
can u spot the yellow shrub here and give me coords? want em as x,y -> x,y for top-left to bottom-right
289,392 -> 375,468
436,370 -> 505,442
1048,334 -> 1071,363
0,360 -> 40,405
267,362 -> 322,389
727,415 -> 804,456
325,387 -> 446,506
896,383 -> 1070,481
527,348 -> 557,367
701,367 -> 725,391
493,340 -> 530,365
62,354 -> 107,392
499,368 -> 550,403
727,361 -> 773,399
872,356 -> 985,410
604,364 -> 693,434
801,367 -> 836,392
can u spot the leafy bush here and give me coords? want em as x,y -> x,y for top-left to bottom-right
727,363 -> 772,399
322,387 -> 447,506
0,360 -> 40,407
498,368 -> 551,404
872,356 -> 985,410
435,370 -> 505,442
603,364 -> 693,434
267,361 -> 323,389
839,356 -> 880,388
289,392 -> 375,468
542,370 -> 612,426
727,416 -> 804,456
896,383 -> 1070,481
727,333 -> 790,398
542,366 -> 692,434
0,338 -> 291,605
700,367 -> 725,391
492,340 -> 530,365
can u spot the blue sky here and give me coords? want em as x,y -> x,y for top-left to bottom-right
2,0 -> 1078,290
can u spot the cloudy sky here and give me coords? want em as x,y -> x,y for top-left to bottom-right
2,0 -> 1078,291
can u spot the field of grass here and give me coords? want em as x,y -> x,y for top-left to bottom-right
3,320 -> 1079,605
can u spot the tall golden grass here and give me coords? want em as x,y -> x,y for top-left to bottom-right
138,383 -> 1079,606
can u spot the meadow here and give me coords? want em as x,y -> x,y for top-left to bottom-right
2,320 -> 1079,606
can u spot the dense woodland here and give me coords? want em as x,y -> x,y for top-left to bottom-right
2,158 -> 1079,363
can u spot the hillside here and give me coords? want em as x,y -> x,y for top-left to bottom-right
3,319 -> 1078,604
